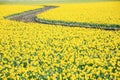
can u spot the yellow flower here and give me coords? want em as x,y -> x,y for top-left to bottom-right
0,2 -> 120,80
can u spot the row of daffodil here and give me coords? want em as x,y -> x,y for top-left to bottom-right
37,1 -> 120,25
0,4 -> 120,80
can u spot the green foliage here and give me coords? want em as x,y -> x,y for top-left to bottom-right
35,17 -> 120,30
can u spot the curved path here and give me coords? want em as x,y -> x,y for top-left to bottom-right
5,6 -> 120,30
6,6 -> 58,22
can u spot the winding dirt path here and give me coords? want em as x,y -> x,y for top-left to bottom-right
5,6 -> 120,30
7,6 -> 58,22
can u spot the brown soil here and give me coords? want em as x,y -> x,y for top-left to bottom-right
8,6 -> 57,22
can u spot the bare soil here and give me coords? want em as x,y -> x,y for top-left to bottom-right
6,6 -> 119,30
8,6 -> 57,22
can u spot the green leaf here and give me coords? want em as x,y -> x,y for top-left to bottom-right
23,62 -> 27,68
7,78 -> 14,80
57,67 -> 63,74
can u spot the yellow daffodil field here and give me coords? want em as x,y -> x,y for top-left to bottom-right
0,1 -> 120,80
37,1 -> 120,25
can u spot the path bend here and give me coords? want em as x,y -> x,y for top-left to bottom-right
5,6 -> 120,30
6,6 -> 58,22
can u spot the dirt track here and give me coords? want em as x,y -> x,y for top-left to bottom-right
7,6 -> 57,22
6,6 -> 119,30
